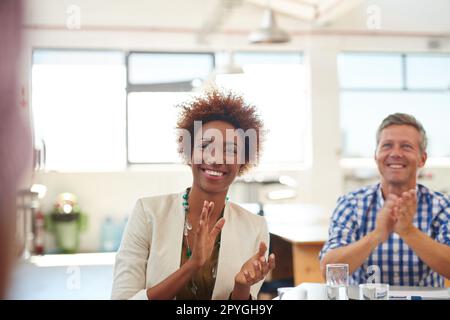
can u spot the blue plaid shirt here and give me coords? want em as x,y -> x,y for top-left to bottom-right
319,183 -> 450,287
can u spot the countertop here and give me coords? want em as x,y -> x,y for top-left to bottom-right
7,253 -> 116,300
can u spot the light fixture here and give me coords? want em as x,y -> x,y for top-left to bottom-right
249,8 -> 291,44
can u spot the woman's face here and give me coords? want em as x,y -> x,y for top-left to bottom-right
190,120 -> 243,195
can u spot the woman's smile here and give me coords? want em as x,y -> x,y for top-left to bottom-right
200,166 -> 228,180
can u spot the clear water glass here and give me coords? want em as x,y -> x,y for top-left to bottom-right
326,264 -> 349,300
359,283 -> 389,300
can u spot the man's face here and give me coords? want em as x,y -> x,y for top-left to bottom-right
375,124 -> 427,188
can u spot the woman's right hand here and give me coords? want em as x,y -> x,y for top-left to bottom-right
190,201 -> 225,268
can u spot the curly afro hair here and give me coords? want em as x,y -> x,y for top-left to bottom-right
176,90 -> 264,175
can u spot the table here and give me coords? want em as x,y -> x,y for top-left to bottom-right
262,204 -> 329,285
277,282 -> 450,300
261,203 -> 450,287
8,253 -> 115,299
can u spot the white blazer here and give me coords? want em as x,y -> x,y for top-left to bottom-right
111,192 -> 270,300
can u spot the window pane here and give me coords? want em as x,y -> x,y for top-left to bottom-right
340,92 -> 450,158
32,50 -> 126,171
128,52 -> 214,90
216,51 -> 303,66
33,50 -> 124,65
127,92 -> 195,163
216,53 -> 307,164
406,54 -> 450,90
338,53 -> 403,89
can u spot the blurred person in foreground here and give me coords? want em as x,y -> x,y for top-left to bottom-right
0,0 -> 33,298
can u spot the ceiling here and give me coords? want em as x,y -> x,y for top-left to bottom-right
24,0 -> 450,38
196,0 -> 363,43
246,0 -> 363,26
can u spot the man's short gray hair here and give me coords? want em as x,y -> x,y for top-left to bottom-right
376,113 -> 428,154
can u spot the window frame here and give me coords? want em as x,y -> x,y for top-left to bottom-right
125,51 -> 215,165
340,51 -> 450,93
31,47 -> 127,171
125,50 -> 306,166
339,51 -> 450,161
31,48 -> 307,169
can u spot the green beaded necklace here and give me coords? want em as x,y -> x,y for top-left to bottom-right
182,190 -> 193,258
182,188 -> 228,258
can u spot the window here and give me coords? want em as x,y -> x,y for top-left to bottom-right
32,50 -> 306,170
126,51 -> 307,165
406,54 -> 450,90
339,53 -> 450,158
32,49 -> 126,171
127,52 -> 214,89
215,52 -> 307,164
127,92 -> 194,163
126,52 -> 214,164
339,53 -> 403,89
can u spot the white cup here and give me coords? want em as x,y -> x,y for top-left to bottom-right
277,287 -> 308,300
359,283 -> 389,300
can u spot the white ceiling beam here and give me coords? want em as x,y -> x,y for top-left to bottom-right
246,0 -> 363,26
246,0 -> 317,21
315,0 -> 363,26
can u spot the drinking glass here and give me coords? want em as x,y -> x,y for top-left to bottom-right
326,264 -> 349,300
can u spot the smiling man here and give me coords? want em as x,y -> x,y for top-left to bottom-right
320,113 -> 450,287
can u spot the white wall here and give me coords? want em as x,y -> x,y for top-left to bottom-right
22,0 -> 450,252
32,169 -> 192,252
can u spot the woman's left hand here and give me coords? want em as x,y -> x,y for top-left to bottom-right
234,242 -> 276,287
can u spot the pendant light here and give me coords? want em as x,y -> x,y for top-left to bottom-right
248,7 -> 291,44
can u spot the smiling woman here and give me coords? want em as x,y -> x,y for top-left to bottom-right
111,90 -> 276,300
176,90 -> 265,173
